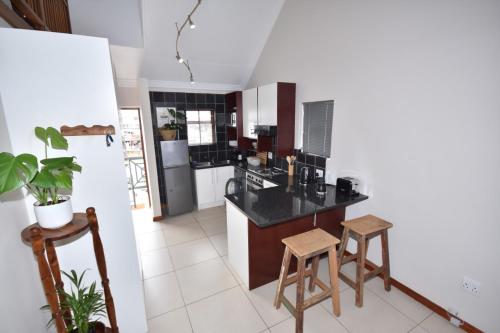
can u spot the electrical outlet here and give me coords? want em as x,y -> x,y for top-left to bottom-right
316,169 -> 324,178
268,152 -> 273,160
462,276 -> 480,295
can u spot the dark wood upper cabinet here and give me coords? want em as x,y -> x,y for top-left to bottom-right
275,82 -> 296,157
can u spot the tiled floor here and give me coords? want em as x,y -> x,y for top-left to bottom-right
133,206 -> 465,333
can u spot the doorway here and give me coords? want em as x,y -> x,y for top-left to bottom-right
119,108 -> 151,210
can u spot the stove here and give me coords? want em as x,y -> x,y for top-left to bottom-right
246,167 -> 286,190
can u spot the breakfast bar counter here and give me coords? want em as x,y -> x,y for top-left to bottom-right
224,175 -> 368,289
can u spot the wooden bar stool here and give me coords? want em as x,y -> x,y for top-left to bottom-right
337,214 -> 393,307
274,228 -> 341,333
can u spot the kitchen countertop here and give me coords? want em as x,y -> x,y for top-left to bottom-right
225,174 -> 368,228
191,160 -> 248,170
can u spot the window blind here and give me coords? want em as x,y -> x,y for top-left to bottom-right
302,100 -> 334,157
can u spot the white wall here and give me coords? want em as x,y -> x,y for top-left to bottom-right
0,96 -> 48,332
138,79 -> 162,218
117,86 -> 141,108
248,1 -> 500,331
0,28 -> 147,332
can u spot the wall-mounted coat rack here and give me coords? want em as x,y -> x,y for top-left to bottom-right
60,125 -> 115,136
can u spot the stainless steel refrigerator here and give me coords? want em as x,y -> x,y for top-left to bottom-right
161,140 -> 194,216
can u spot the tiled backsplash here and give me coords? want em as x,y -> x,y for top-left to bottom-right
149,91 -> 228,205
269,148 -> 326,178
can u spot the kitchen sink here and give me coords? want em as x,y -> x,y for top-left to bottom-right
193,161 -> 213,168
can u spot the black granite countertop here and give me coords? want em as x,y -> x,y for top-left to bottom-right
225,175 -> 368,228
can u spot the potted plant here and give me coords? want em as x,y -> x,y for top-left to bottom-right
159,121 -> 184,140
0,127 -> 82,228
42,270 -> 107,333
158,108 -> 186,141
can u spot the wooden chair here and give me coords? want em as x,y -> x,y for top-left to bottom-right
337,214 -> 393,307
274,228 -> 341,333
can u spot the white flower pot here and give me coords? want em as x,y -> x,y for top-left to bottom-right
34,196 -> 73,229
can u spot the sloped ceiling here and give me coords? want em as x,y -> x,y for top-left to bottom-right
69,0 -> 144,48
69,0 -> 285,89
141,0 -> 285,88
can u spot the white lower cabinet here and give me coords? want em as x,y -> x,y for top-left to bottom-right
226,199 -> 249,288
194,166 -> 234,209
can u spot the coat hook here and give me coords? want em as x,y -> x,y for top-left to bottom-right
106,133 -> 114,147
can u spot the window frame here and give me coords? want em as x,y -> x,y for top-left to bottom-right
186,109 -> 216,146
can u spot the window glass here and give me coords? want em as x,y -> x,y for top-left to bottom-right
186,110 -> 215,145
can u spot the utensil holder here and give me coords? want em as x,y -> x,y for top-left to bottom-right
288,165 -> 294,175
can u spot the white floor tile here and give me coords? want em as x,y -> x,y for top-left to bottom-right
316,258 -> 350,292
187,287 -> 266,333
222,255 -> 244,285
147,307 -> 192,333
244,280 -> 291,327
169,238 -> 219,269
176,257 -> 238,304
141,248 -> 174,279
269,304 -> 348,333
322,288 -> 416,333
194,206 -> 226,219
197,215 -> 227,236
140,230 -> 167,252
162,222 -> 206,246
409,326 -> 431,333
209,233 -> 228,256
366,278 -> 432,323
162,213 -> 198,226
143,272 -> 184,319
420,314 -> 465,333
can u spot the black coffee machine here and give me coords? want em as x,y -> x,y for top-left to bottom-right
316,177 -> 327,195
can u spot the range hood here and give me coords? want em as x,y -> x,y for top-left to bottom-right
254,125 -> 277,136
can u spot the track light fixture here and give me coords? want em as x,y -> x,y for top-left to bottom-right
188,16 -> 196,29
175,0 -> 202,84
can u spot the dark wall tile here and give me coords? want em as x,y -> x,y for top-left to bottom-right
151,90 -> 231,166
195,94 -> 206,104
215,104 -> 225,113
315,156 -> 326,168
175,92 -> 186,103
152,91 -> 164,102
306,154 -> 315,166
165,92 -> 175,102
206,94 -> 215,103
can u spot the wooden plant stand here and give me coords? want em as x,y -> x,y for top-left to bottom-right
21,207 -> 118,333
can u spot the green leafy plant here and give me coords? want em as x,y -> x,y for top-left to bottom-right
42,270 -> 107,333
0,127 -> 81,205
163,120 -> 184,130
163,108 -> 185,130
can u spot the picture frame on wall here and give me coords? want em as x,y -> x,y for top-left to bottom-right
156,107 -> 177,127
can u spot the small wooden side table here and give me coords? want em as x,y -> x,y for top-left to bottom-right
21,207 -> 118,333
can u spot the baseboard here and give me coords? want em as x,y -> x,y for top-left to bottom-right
344,250 -> 483,333
152,215 -> 163,221
197,201 -> 225,210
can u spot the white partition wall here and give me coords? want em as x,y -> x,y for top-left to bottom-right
0,28 -> 147,333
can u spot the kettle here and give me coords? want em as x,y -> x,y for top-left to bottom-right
299,167 -> 311,185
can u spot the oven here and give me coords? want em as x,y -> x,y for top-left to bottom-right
246,172 -> 263,190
